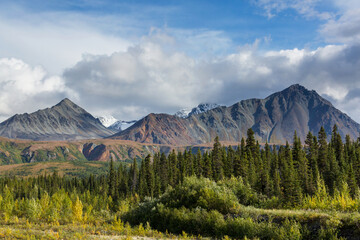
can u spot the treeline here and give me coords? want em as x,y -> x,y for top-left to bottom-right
129,125 -> 360,208
1,125 -> 360,209
1,125 -> 360,238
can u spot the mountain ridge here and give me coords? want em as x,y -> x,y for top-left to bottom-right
0,98 -> 115,141
110,84 -> 360,144
175,103 -> 221,118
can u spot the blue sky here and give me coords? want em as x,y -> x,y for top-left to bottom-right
1,0 -> 360,123
3,0 -> 330,50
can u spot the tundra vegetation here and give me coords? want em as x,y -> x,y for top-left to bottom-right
1,125 -> 360,239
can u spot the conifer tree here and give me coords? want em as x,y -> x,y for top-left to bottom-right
293,132 -> 309,194
159,152 -> 168,191
282,142 -> 302,206
327,147 -> 341,195
318,127 -> 329,174
239,138 -> 248,179
168,150 -> 178,186
246,128 -> 256,155
188,148 -> 195,176
247,151 -> 256,187
138,159 -> 147,198
222,146 -> 232,178
130,158 -> 138,193
233,152 -> 241,177
203,152 -> 212,178
332,125 -> 345,171
195,149 -> 203,177
212,136 -> 224,181
108,159 -> 116,199
178,152 -> 186,183
347,163 -> 357,197
144,155 -> 154,198
260,142 -> 272,196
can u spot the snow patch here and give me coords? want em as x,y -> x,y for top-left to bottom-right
175,103 -> 221,118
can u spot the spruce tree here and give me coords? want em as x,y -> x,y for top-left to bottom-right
144,155 -> 154,198
212,136 -> 224,181
195,149 -> 203,177
168,150 -> 178,186
138,159 -> 147,198
239,138 -> 248,179
159,152 -> 168,191
108,159 -> 116,199
282,142 -> 302,206
233,153 -> 241,177
130,158 -> 138,193
293,132 -> 309,194
270,145 -> 281,196
203,152 -> 212,179
318,127 -> 329,174
246,128 -> 256,155
327,147 -> 341,195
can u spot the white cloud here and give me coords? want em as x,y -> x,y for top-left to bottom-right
255,0 -> 360,45
320,9 -> 360,43
0,58 -> 71,120
253,0 -> 332,20
2,31 -> 360,124
0,10 -> 133,75
61,32 -> 360,122
2,1 -> 360,125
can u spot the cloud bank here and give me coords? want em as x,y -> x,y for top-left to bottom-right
0,58 -> 71,119
62,34 -> 360,121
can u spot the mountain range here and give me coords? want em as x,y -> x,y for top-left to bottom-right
111,84 -> 360,145
0,84 -> 358,145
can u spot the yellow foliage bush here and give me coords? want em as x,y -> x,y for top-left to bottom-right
72,197 -> 83,223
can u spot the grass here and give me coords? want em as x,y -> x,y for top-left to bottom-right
0,217 -> 202,239
0,161 -> 110,178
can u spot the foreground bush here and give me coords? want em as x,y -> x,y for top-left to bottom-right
124,176 -> 351,239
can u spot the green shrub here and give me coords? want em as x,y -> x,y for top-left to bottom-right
160,176 -> 240,214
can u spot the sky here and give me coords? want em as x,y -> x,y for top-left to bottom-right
1,0 -> 360,122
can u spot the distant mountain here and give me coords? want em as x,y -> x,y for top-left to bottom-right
110,84 -> 360,145
0,98 -> 115,141
175,103 -> 221,118
108,120 -> 137,131
97,116 -> 118,128
174,108 -> 192,118
97,115 -> 137,132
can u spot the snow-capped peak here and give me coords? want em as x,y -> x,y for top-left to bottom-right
97,115 -> 137,131
108,120 -> 137,131
97,115 -> 118,128
174,108 -> 192,118
175,103 -> 221,118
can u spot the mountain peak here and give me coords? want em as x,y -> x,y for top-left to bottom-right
266,84 -> 318,102
113,84 -> 360,145
56,98 -> 75,107
0,97 -> 114,140
175,103 -> 220,118
282,84 -> 309,94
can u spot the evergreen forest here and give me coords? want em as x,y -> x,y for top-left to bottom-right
1,125 -> 360,239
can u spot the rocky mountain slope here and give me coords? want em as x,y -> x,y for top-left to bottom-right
111,84 -> 360,145
0,98 -> 115,141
